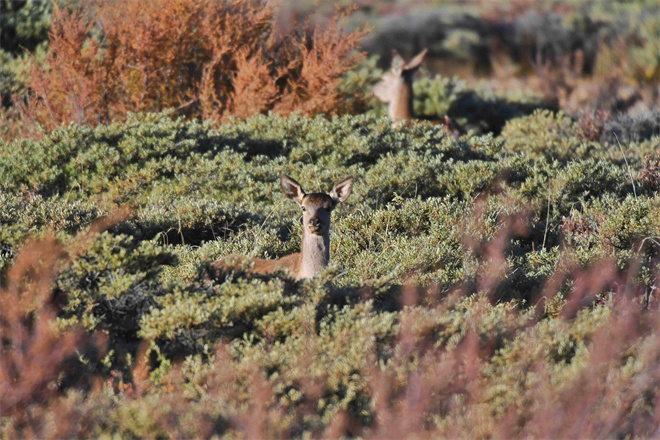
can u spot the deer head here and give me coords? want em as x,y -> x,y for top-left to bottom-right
214,174 -> 354,280
280,173 -> 353,237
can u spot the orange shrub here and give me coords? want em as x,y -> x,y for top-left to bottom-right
10,0 -> 366,138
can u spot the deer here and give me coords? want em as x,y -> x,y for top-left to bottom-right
213,173 -> 353,280
372,49 -> 428,126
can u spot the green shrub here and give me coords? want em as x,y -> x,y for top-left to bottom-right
500,110 -> 586,161
2,110 -> 659,438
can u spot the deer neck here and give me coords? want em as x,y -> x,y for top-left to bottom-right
388,80 -> 414,121
297,231 -> 330,279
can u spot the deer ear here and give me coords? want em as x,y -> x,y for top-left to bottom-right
404,48 -> 427,72
330,176 -> 353,204
391,50 -> 405,73
281,173 -> 305,203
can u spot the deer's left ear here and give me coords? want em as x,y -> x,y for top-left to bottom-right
330,176 -> 354,204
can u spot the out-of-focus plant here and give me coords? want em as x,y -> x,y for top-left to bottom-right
3,0 -> 366,140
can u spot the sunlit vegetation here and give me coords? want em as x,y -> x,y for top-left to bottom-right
1,0 -> 660,438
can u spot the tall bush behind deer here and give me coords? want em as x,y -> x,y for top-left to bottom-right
3,0 -> 366,140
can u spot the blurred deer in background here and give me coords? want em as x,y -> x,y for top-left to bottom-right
214,173 -> 353,280
372,49 -> 427,126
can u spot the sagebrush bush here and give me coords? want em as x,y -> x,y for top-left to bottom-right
0,0 -> 51,55
499,109 -> 586,160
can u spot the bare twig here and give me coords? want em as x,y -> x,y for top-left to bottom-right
614,132 -> 637,199
542,183 -> 551,250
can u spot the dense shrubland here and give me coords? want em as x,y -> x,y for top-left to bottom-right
2,0 -> 660,438
2,110 -> 660,437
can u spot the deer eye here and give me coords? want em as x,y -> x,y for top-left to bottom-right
301,206 -> 306,212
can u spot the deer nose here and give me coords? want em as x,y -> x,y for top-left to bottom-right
309,218 -> 321,228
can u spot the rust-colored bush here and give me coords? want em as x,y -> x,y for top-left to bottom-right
639,155 -> 660,193
578,110 -> 610,142
0,209 -> 131,438
0,237 -> 85,438
10,0 -> 366,138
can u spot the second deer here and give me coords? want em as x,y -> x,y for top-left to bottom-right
213,173 -> 353,280
372,49 -> 427,125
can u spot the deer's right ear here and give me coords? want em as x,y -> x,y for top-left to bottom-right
281,173 -> 305,203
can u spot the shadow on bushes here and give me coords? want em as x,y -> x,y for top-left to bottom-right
601,110 -> 660,145
448,89 -> 558,135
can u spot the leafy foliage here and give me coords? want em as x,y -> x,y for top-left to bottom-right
2,110 -> 660,437
0,0 -> 51,55
2,1 -> 660,437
